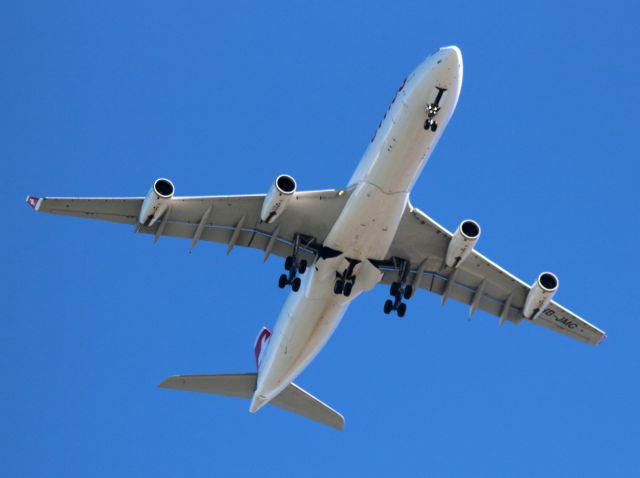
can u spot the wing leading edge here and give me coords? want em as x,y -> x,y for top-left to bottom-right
384,204 -> 606,345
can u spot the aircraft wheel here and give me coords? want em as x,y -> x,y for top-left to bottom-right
390,282 -> 401,296
397,303 -> 407,318
334,279 -> 344,295
298,260 -> 308,275
278,274 -> 288,289
384,299 -> 393,314
292,277 -> 302,292
431,122 -> 438,132
404,285 -> 413,300
284,256 -> 294,271
343,281 -> 353,297
424,119 -> 431,130
383,299 -> 394,315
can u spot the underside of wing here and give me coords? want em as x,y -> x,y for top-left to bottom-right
384,203 -> 606,345
28,188 -> 352,262
31,196 -> 142,224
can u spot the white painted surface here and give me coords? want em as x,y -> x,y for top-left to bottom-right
250,46 -> 463,411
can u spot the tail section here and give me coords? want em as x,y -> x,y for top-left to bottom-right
159,326 -> 344,430
253,326 -> 272,369
159,374 -> 344,430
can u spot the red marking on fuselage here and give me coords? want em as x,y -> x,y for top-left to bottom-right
254,327 -> 272,369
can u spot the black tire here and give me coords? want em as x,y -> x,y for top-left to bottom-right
298,260 -> 308,275
424,119 -> 431,130
334,279 -> 344,295
397,302 -> 407,318
278,274 -> 288,289
292,277 -> 301,292
383,299 -> 393,314
284,256 -> 294,271
390,282 -> 400,296
431,122 -> 438,132
404,285 -> 413,300
343,281 -> 353,297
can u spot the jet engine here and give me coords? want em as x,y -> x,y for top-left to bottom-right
138,178 -> 175,226
445,219 -> 481,268
523,272 -> 559,320
260,174 -> 297,223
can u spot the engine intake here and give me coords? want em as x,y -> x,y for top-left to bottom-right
445,219 -> 481,268
260,174 -> 297,223
523,272 -> 559,320
139,178 -> 175,226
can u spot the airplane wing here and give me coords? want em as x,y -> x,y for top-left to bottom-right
26,189 -> 352,262
382,203 -> 606,345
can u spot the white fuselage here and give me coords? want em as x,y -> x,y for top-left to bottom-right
250,47 -> 463,412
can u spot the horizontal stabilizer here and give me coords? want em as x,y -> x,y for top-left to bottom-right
160,373 -> 256,398
270,381 -> 344,430
159,373 -> 344,430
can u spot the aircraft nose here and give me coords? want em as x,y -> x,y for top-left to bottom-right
440,45 -> 462,60
437,45 -> 463,69
424,45 -> 462,91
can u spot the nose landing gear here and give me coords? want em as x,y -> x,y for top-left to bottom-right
424,117 -> 438,132
423,87 -> 447,133
278,234 -> 308,292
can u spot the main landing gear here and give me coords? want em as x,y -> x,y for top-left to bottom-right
278,235 -> 308,292
333,259 -> 360,297
383,259 -> 413,317
423,86 -> 447,133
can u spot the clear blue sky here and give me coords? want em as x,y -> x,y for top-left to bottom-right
3,1 -> 639,476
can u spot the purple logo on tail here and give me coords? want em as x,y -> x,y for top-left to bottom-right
254,327 -> 272,369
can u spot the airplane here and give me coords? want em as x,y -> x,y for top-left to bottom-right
26,46 -> 606,431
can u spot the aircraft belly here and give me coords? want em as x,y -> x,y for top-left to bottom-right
323,48 -> 462,261
255,270 -> 349,402
324,181 -> 408,260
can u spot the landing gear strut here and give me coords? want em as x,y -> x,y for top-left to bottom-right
383,259 -> 413,317
333,258 -> 359,297
423,87 -> 447,133
278,234 -> 308,292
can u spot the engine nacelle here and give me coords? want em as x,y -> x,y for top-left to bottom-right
260,174 -> 297,223
138,178 -> 175,226
523,272 -> 559,320
445,219 -> 481,268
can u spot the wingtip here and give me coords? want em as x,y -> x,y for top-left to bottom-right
26,195 -> 42,210
157,375 -> 180,389
596,333 -> 608,346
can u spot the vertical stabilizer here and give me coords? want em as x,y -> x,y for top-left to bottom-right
253,327 -> 272,369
